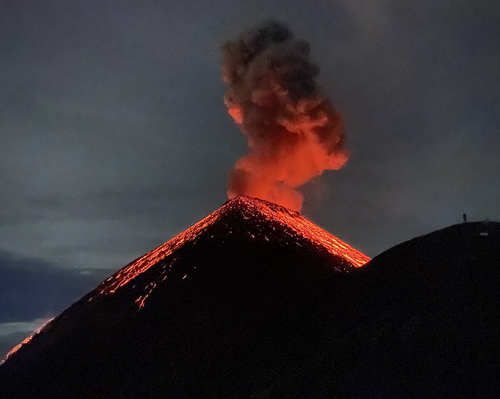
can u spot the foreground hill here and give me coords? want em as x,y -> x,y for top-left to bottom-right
333,221 -> 500,398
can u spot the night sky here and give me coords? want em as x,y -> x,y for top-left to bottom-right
1,0 -> 499,356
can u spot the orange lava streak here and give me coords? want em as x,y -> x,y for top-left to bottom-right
91,207 -> 226,298
1,318 -> 54,364
135,281 -> 157,309
236,196 -> 370,267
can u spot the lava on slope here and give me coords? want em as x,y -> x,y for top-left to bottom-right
89,195 -> 370,309
0,318 -> 53,365
0,195 -> 369,399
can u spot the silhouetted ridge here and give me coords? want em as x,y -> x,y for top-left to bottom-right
331,221 -> 500,398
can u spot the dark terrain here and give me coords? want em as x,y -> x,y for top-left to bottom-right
0,197 -> 498,398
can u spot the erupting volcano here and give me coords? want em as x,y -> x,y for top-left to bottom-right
2,17 -> 499,399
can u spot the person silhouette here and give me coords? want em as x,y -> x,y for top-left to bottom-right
463,213 -> 467,223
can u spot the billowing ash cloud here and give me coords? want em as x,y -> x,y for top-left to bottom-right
222,19 -> 349,211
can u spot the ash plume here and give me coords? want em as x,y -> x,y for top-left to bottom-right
222,19 -> 349,211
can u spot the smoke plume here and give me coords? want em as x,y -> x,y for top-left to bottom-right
222,19 -> 349,211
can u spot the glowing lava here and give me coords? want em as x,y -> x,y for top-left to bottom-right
1,318 -> 54,365
88,196 -> 370,309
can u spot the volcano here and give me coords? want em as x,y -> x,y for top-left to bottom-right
1,197 -> 499,398
0,196 -> 370,398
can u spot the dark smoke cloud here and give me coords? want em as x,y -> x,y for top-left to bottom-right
222,19 -> 349,211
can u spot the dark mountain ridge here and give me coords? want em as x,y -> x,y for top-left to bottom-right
338,221 -> 500,398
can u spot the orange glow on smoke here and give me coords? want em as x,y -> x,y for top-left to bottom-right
89,196 -> 370,310
226,97 -> 348,212
223,20 -> 349,211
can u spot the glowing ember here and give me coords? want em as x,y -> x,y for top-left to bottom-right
89,196 -> 369,309
1,318 -> 54,364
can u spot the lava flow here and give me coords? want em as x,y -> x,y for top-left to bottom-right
1,318 -> 53,365
89,195 -> 370,309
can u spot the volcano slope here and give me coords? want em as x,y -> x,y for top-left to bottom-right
0,196 -> 369,398
1,198 -> 499,398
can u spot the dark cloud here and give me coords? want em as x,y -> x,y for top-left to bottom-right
0,251 -> 113,323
